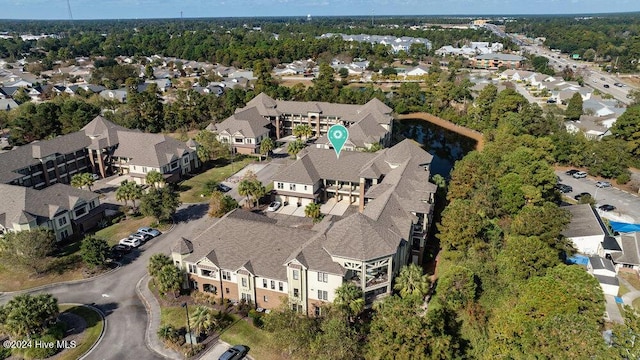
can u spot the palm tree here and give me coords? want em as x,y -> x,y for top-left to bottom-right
304,203 -> 322,223
116,180 -> 132,207
250,181 -> 266,208
70,173 -> 95,191
148,253 -> 173,278
146,170 -> 165,188
287,139 -> 305,158
189,306 -> 218,336
293,124 -> 313,140
237,179 -> 253,208
334,282 -> 365,323
259,137 -> 274,160
394,263 -> 431,301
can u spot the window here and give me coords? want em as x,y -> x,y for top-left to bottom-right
241,278 -> 247,287
279,282 -> 284,291
263,279 -> 268,288
293,288 -> 299,297
75,207 -> 87,217
314,306 -> 322,317
188,264 -> 197,274
89,201 -> 96,210
142,167 -> 148,173
203,284 -> 217,294
277,182 -> 283,189
292,304 -> 298,311
225,287 -> 230,294
304,185 -> 307,191
58,216 -> 67,226
263,295 -> 268,302
201,269 -> 214,278
317,272 -> 328,283
234,137 -> 243,143
271,281 -> 275,290
289,184 -> 296,191
61,229 -> 69,238
293,270 -> 299,280
318,290 -> 328,301
222,271 -> 231,280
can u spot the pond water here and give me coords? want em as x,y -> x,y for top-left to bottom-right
396,119 -> 477,179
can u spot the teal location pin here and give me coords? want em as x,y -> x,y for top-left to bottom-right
328,124 -> 349,158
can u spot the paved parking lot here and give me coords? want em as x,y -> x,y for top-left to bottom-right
556,170 -> 640,222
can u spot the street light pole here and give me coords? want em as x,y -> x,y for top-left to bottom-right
182,302 -> 194,355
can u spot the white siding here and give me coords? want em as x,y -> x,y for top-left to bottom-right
308,271 -> 342,302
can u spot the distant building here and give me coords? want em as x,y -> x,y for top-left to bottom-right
471,53 -> 525,69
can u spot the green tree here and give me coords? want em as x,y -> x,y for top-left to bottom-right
0,228 -> 56,275
310,306 -> 363,360
115,180 -> 143,209
293,124 -> 313,140
394,263 -> 431,301
156,264 -> 183,297
434,265 -> 477,312
208,191 -> 239,217
195,130 -> 228,162
13,87 -> 31,104
148,253 -> 173,278
145,170 -> 165,189
140,187 -> 181,223
611,104 -> 640,158
287,139 -> 305,158
189,306 -> 218,336
609,306 -> 640,359
338,67 -> 349,79
70,172 -> 95,191
304,203 -> 322,223
565,92 -> 584,120
0,293 -> 58,338
263,305 -> 316,358
497,235 -> 560,283
80,236 -> 110,269
333,283 -> 364,323
259,137 -> 274,160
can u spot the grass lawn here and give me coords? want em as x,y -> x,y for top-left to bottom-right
160,306 -> 187,330
179,157 -> 256,203
94,216 -> 160,246
633,298 -> 640,311
57,305 -> 104,360
220,315 -> 282,360
619,272 -> 640,291
0,261 -> 85,292
619,283 -> 631,297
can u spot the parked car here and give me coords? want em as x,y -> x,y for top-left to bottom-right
603,84 -> 610,88
267,201 -> 281,212
91,173 -> 100,180
556,184 -> 573,193
218,345 -> 250,360
565,169 -> 580,176
614,82 -> 624,87
595,181 -> 612,188
119,237 -> 141,248
137,227 -> 161,238
599,204 -> 616,212
546,98 -> 557,103
574,192 -> 592,201
130,232 -> 152,242
217,184 -> 232,193
572,171 -> 587,179
111,244 -> 132,259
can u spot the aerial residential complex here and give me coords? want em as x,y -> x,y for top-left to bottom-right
172,139 -> 437,314
208,93 -> 394,154
0,116 -> 200,240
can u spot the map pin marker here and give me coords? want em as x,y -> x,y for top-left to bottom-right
328,124 -> 349,159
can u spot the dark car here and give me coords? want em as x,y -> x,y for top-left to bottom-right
111,244 -> 132,259
218,184 -> 232,193
574,192 -> 592,201
218,345 -> 250,360
603,84 -> 610,88
556,184 -> 573,193
599,204 -> 616,212
565,169 -> 580,176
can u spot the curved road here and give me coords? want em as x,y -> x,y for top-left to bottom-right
0,203 -> 213,360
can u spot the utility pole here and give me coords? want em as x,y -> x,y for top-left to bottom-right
182,302 -> 195,354
66,0 -> 73,20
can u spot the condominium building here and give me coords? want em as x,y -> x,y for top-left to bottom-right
208,93 -> 393,154
172,140 -> 437,314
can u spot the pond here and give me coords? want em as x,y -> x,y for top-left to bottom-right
396,119 -> 477,179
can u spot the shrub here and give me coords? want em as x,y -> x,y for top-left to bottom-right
616,171 -> 631,184
23,334 -> 60,359
248,310 -> 264,328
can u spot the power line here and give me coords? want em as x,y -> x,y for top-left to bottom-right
66,0 -> 73,20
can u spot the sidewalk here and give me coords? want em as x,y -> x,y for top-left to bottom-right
136,275 -> 183,360
619,275 -> 640,306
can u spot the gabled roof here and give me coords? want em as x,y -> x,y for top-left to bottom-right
213,107 -> 271,139
612,233 -> 640,266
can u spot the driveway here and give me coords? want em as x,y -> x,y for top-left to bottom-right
225,160 -> 285,205
556,170 -> 640,222
0,203 -> 213,360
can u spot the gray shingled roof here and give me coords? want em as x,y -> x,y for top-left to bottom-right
561,204 -> 607,238
213,107 -> 271,138
612,233 -> 640,266
0,183 -> 98,227
172,237 -> 194,255
589,256 -> 616,272
323,212 -> 400,260
113,131 -> 191,168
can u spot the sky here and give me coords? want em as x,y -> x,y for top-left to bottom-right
3,0 -> 640,20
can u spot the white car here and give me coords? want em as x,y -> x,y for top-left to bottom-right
137,227 -> 161,238
119,237 -> 141,248
130,232 -> 152,242
572,171 -> 587,179
267,201 -> 281,212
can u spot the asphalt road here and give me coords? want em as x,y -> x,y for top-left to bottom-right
556,170 -> 640,223
0,202 -> 214,360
